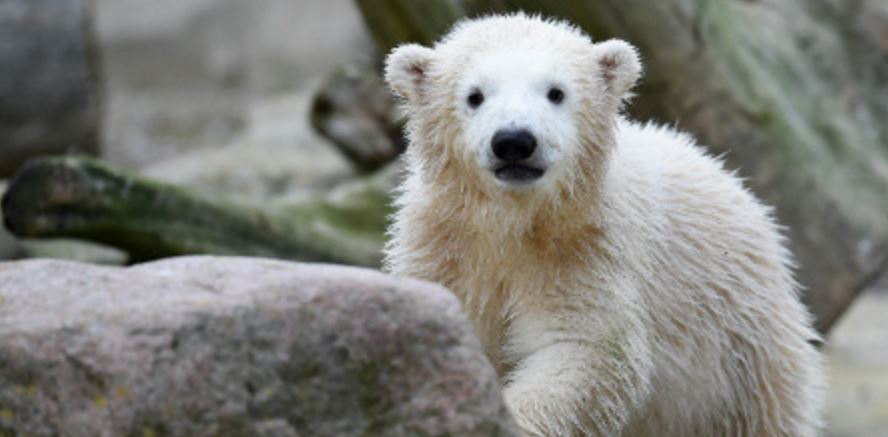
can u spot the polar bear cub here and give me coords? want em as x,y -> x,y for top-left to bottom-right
383,13 -> 824,437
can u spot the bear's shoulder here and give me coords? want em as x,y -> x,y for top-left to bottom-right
612,119 -> 740,190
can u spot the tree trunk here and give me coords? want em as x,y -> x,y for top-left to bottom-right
351,0 -> 888,333
353,0 -> 467,52
1,157 -> 392,267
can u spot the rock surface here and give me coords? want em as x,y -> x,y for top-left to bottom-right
824,283 -> 888,437
0,0 -> 101,177
0,257 -> 515,437
310,63 -> 406,172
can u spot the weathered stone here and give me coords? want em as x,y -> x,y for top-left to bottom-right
0,256 -> 516,437
0,0 -> 101,177
824,284 -> 888,437
311,63 -> 406,172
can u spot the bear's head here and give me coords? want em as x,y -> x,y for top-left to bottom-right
385,13 -> 641,207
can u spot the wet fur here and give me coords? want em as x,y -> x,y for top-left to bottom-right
384,13 -> 824,437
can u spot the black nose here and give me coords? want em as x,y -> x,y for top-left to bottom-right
492,129 -> 537,162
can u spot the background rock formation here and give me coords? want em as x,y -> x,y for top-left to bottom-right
352,0 -> 888,334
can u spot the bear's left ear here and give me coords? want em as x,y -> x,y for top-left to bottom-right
592,39 -> 642,99
384,43 -> 436,104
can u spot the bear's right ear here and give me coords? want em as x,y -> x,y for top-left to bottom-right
384,44 -> 435,103
592,39 -> 642,101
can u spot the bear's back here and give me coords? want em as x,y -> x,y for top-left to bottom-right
606,120 -> 822,436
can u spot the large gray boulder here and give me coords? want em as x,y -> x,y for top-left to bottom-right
0,0 -> 101,177
0,257 -> 515,437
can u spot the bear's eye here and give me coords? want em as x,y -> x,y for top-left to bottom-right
467,90 -> 484,109
547,87 -> 565,105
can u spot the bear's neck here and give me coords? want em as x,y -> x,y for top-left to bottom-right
388,159 -> 611,372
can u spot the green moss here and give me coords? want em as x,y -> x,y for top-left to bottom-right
353,360 -> 398,436
2,156 -> 388,266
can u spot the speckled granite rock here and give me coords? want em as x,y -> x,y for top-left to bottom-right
0,256 -> 516,437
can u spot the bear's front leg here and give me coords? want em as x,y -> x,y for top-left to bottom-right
502,322 -> 652,437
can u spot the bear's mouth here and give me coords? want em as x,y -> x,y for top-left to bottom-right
494,164 -> 545,183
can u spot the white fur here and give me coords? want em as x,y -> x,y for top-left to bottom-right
384,13 -> 824,437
